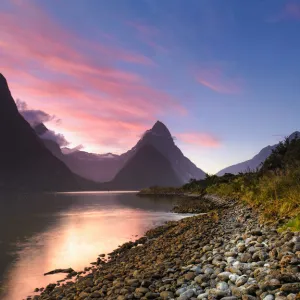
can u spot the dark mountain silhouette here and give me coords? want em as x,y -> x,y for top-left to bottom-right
0,73 -> 78,191
108,144 -> 182,189
120,121 -> 206,182
217,131 -> 300,176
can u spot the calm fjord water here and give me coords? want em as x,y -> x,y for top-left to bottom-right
0,192 -> 186,300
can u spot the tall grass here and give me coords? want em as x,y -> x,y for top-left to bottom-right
207,168 -> 300,220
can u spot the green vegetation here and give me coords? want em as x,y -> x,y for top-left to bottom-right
207,136 -> 300,221
141,135 -> 300,224
278,215 -> 300,232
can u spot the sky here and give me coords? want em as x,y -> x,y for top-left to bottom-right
1,0 -> 300,174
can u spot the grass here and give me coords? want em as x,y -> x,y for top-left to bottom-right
206,169 -> 300,221
278,215 -> 300,232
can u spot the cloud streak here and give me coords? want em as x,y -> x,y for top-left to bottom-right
1,1 -> 186,153
177,132 -> 221,148
196,64 -> 243,94
127,20 -> 168,53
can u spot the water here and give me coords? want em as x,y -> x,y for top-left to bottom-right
0,192 -> 187,300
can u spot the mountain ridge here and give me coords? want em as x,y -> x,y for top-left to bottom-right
217,131 -> 300,176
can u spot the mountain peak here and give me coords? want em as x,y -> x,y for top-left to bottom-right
0,73 -> 8,88
151,121 -> 172,137
0,73 -> 19,116
289,131 -> 300,140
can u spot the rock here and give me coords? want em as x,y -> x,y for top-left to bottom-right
197,292 -> 208,299
244,284 -> 259,295
195,274 -> 209,284
141,279 -> 152,287
280,283 -> 300,293
236,275 -> 248,287
240,253 -> 252,263
242,295 -> 256,300
191,266 -> 202,274
204,267 -> 214,275
79,291 -> 90,299
218,272 -> 232,281
217,282 -> 229,291
280,255 -> 298,267
250,230 -> 263,236
293,243 -> 300,252
126,279 -> 139,286
203,245 -> 213,252
145,292 -> 160,299
231,286 -> 244,297
260,279 -> 281,292
185,272 -> 196,281
176,287 -> 187,296
160,291 -> 174,299
208,288 -> 231,298
135,287 -> 149,294
90,291 -> 101,298
263,295 -> 275,300
237,243 -> 246,253
178,289 -> 195,299
286,294 -> 297,300
133,270 -> 140,278
229,274 -> 239,284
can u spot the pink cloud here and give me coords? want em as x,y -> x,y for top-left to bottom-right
195,65 -> 243,94
268,2 -> 300,22
177,132 -> 221,148
1,1 -> 186,153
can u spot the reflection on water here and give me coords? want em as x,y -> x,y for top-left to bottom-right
0,192 -> 186,300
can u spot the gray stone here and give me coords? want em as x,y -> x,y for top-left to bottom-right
263,295 -> 275,300
197,292 -> 208,299
217,272 -> 232,281
236,275 -> 248,287
217,282 -> 229,291
178,289 -> 195,300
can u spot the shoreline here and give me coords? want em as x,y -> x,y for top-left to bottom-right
33,196 -> 299,300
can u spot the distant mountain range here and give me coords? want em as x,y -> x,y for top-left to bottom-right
35,120 -> 206,189
217,131 -> 300,176
0,74 -> 78,191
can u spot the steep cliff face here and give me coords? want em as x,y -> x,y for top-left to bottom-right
120,121 -> 206,182
0,74 -> 77,191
